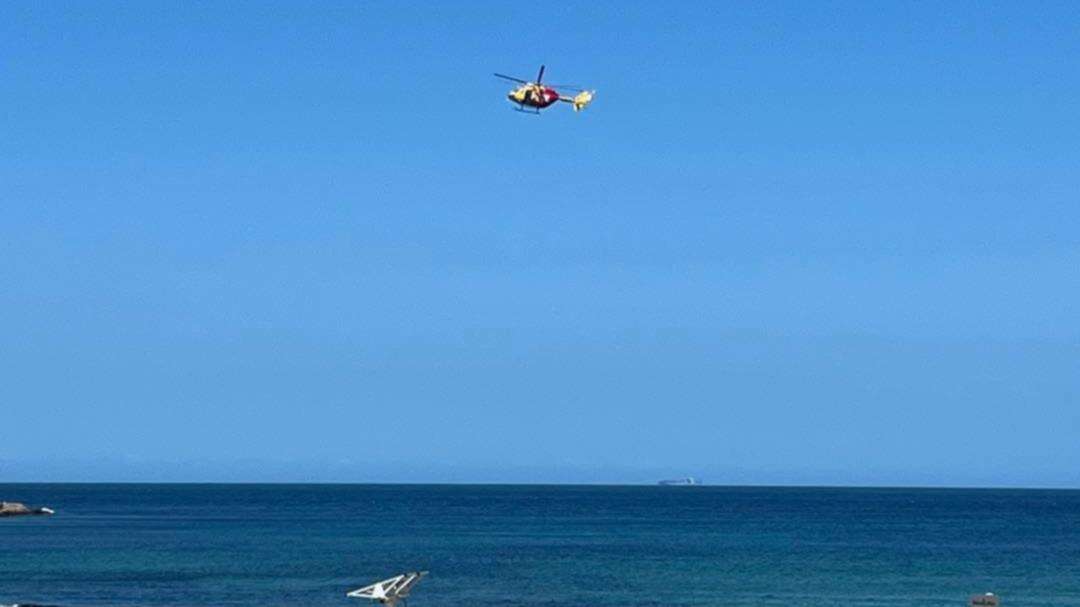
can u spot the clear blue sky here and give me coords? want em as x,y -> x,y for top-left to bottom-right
2,2 -> 1078,486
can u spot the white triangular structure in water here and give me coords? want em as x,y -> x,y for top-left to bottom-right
347,572 -> 428,606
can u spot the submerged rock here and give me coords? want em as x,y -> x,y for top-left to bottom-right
0,501 -> 54,517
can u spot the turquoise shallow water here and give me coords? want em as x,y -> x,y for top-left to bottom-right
2,484 -> 1079,606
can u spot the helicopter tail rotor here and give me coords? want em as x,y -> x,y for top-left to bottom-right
560,90 -> 595,112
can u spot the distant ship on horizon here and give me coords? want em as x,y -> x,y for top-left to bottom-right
658,477 -> 701,486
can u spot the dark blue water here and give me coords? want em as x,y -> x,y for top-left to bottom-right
2,484 -> 1079,606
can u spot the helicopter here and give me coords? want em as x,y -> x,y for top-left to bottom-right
494,65 -> 595,114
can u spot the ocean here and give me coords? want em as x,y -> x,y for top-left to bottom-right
1,484 -> 1078,606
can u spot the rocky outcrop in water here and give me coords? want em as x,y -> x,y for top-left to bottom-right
0,501 -> 54,517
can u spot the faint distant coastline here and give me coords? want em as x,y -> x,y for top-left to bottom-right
658,477 -> 701,486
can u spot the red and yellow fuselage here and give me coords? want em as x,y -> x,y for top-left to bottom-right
507,84 -> 561,109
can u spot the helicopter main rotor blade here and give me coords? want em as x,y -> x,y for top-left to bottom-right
545,83 -> 584,91
494,73 -> 528,84
536,65 -> 545,84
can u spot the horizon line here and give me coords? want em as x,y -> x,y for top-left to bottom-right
2,480 -> 1079,491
